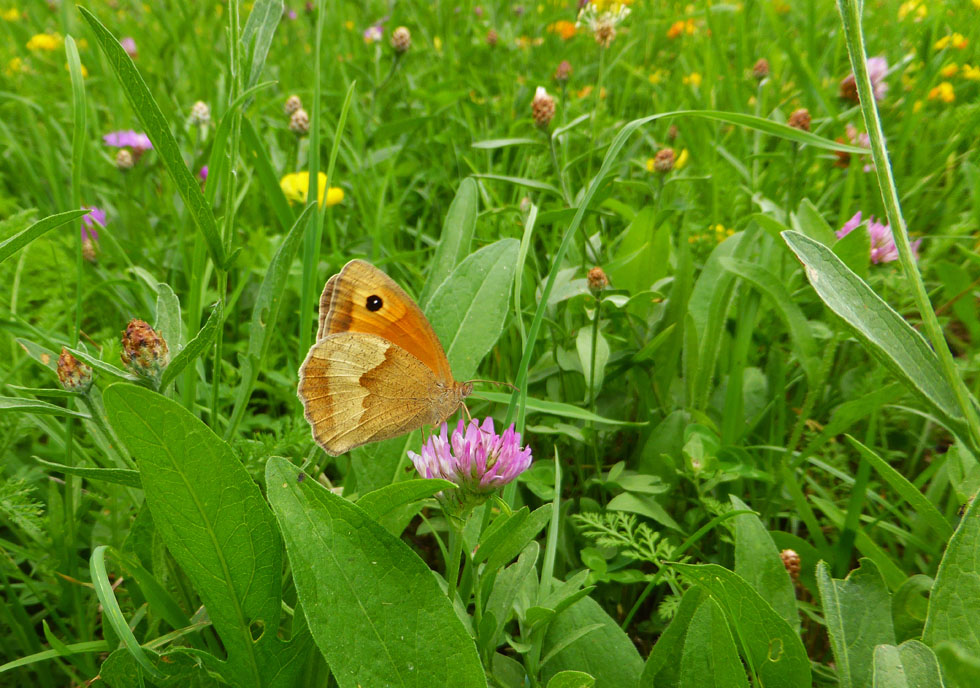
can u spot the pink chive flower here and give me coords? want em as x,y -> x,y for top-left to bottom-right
409,417 -> 532,506
836,211 -> 921,264
103,130 -> 153,152
120,37 -> 137,58
81,206 -> 105,241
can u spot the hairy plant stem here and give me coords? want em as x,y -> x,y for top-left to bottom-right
838,0 -> 980,450
446,524 -> 464,603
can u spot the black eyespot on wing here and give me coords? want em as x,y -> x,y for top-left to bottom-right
366,295 -> 383,312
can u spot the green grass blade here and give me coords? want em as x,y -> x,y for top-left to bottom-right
0,209 -> 88,265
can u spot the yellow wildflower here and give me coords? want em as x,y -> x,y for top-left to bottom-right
5,57 -> 23,75
935,33 -> 968,51
940,63 -> 959,78
974,0 -> 980,7
683,72 -> 702,87
913,100 -> 923,113
928,81 -> 955,103
547,20 -> 576,40
667,18 -> 696,39
897,0 -> 926,21
27,33 -> 62,51
2,7 -> 20,20
280,172 -> 344,207
963,64 -> 980,80
645,157 -> 655,172
433,36 -> 442,53
591,0 -> 632,11
675,148 -> 689,169
344,20 -> 354,30
648,69 -> 665,85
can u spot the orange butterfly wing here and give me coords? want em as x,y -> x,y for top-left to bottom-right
315,259 -> 454,383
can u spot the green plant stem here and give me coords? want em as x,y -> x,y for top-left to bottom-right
548,132 -> 571,206
587,46 -> 606,180
588,293 -> 602,476
838,0 -> 980,450
446,525 -> 464,603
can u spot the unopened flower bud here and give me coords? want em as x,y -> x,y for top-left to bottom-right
752,58 -> 770,80
780,549 -> 801,582
667,124 -> 679,141
284,94 -> 303,116
788,108 -> 811,131
554,59 -> 572,84
486,28 -> 498,47
587,266 -> 609,292
82,237 -> 97,263
391,26 -> 411,53
115,148 -> 134,170
57,348 -> 93,392
531,86 -> 555,128
189,100 -> 211,127
289,108 -> 310,136
121,319 -> 169,382
839,74 -> 859,102
653,147 -> 675,173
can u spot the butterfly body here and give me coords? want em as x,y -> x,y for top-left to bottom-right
298,260 -> 471,456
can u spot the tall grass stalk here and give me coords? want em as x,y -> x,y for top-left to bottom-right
837,0 -> 980,450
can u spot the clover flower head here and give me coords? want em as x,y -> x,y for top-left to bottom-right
409,418 -> 532,502
576,1 -> 630,48
103,130 -> 153,152
836,212 -> 921,264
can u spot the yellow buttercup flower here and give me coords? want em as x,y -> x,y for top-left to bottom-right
928,81 -> 955,103
27,33 -> 62,51
683,72 -> 702,87
898,0 -> 926,21
344,20 -> 354,30
940,63 -> 959,78
2,7 -> 20,20
5,57 -> 24,75
675,148 -> 690,170
645,157 -> 655,172
963,64 -> 980,81
935,33 -> 967,51
280,172 -> 344,207
648,69 -> 665,85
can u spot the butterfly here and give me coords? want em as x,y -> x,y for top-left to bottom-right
297,260 -> 473,456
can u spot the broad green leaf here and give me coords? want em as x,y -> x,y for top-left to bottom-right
421,177 -> 479,308
873,641 -> 945,688
576,327 -> 609,400
893,575 -> 933,643
679,597 -> 749,688
845,435 -> 953,541
78,8 -> 226,268
240,0 -> 282,92
607,492 -> 681,531
484,542 -> 539,651
356,478 -> 455,520
427,238 -> 519,381
0,209 -> 88,265
104,384 -> 304,688
934,641 -> 980,688
718,257 -> 820,385
98,646 -> 222,688
923,492 -> 980,659
540,596 -> 643,688
34,457 -> 140,488
791,199 -> 837,246
264,457 -> 486,688
833,224 -> 870,279
160,301 -> 222,391
0,397 -> 89,418
730,495 -> 799,631
674,563 -> 811,688
640,587 -> 706,687
479,504 -> 552,573
816,559 -> 896,688
474,391 -> 643,426
606,208 -> 669,295
154,282 -> 183,352
349,431 -> 421,494
782,230 -> 964,431
547,670 -> 596,688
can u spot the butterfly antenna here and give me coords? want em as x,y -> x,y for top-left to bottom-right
467,378 -> 519,393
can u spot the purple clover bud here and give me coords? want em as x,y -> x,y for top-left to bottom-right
409,417 -> 532,512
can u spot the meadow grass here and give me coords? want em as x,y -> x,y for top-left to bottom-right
1,0 -> 980,686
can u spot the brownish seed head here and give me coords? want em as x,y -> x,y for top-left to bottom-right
486,28 -> 498,47
121,319 -> 169,380
391,26 -> 411,53
554,60 -> 572,84
587,266 -> 609,292
284,94 -> 303,116
594,21 -> 615,48
788,108 -> 811,132
289,108 -> 310,136
57,348 -> 94,392
115,148 -> 134,170
667,124 -> 679,141
532,86 -> 555,128
780,549 -> 801,581
752,58 -> 770,80
654,147 -> 675,173
82,237 -> 97,263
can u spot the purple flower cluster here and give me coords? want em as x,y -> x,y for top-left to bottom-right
103,130 -> 152,151
81,206 -> 105,241
837,212 -> 921,264
409,417 -> 532,495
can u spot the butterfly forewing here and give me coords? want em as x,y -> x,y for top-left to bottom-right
298,332 -> 463,456
316,260 -> 454,382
